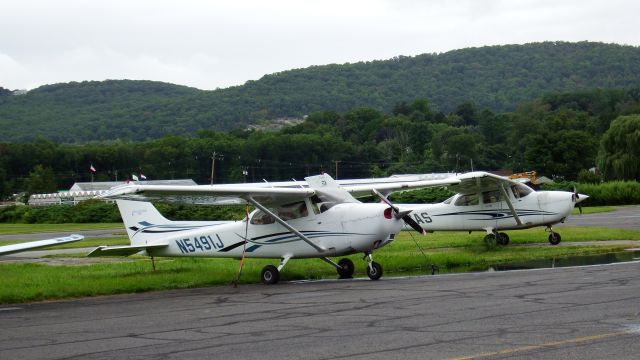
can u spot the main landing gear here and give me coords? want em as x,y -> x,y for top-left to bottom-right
484,231 -> 510,246
260,253 -> 384,285
330,253 -> 383,281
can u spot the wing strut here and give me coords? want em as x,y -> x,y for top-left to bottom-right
499,184 -> 523,226
246,197 -> 326,252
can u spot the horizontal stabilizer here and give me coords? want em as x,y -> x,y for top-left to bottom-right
0,234 -> 84,256
88,243 -> 168,257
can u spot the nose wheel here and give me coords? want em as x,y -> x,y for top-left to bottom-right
364,253 -> 383,280
547,226 -> 561,245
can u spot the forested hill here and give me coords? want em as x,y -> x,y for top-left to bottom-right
2,41 -> 640,142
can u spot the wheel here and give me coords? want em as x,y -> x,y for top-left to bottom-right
498,232 -> 510,245
366,261 -> 383,280
337,258 -> 355,279
548,232 -> 561,245
261,265 -> 279,284
484,233 -> 497,247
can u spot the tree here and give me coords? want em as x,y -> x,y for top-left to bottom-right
597,115 -> 640,180
25,165 -> 58,196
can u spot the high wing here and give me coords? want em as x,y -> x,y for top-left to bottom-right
448,171 -> 523,194
99,183 -> 316,205
0,234 -> 84,256
343,177 -> 460,198
98,175 -> 459,204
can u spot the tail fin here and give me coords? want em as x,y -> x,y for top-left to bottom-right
116,200 -> 173,246
305,173 -> 359,204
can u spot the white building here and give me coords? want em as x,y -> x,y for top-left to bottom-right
29,179 -> 197,206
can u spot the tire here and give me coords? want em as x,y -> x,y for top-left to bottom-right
498,232 -> 510,245
548,232 -> 561,245
484,233 -> 497,247
337,258 -> 355,279
366,261 -> 383,280
261,265 -> 279,284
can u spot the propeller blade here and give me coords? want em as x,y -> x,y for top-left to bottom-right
403,214 -> 427,235
572,186 -> 583,214
371,188 -> 426,235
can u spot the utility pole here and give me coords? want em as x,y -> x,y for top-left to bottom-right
334,160 -> 341,179
210,151 -> 224,184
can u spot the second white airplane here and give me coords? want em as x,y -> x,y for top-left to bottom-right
395,172 -> 588,246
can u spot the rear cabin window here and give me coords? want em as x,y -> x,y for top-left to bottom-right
482,190 -> 501,204
454,193 -> 479,206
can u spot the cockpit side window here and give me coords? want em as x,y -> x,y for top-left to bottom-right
249,201 -> 309,225
276,201 -> 308,221
511,185 -> 532,199
454,193 -> 480,206
250,210 -> 275,225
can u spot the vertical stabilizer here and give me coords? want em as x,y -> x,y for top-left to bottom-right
116,200 -> 173,246
305,174 -> 359,204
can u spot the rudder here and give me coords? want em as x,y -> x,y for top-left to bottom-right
116,200 -> 172,246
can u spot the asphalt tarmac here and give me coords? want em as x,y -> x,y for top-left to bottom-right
560,205 -> 640,230
1,261 -> 639,360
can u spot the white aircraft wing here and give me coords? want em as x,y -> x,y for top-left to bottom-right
99,183 -> 316,206
0,234 -> 84,256
343,177 -> 461,197
449,171 -> 524,194
88,243 -> 168,257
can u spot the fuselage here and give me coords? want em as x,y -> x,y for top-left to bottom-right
136,202 -> 401,259
400,189 -> 577,232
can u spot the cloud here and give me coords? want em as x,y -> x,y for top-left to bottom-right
1,0 -> 639,90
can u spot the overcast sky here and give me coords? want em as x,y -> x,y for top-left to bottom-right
1,0 -> 638,91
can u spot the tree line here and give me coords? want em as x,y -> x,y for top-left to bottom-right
2,42 -> 640,142
1,87 -> 639,201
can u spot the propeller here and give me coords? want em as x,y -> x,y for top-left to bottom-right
372,189 -> 427,235
572,186 -> 583,214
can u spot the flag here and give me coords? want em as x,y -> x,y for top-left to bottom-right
89,164 -> 96,172
140,173 -> 147,180
132,174 -> 139,181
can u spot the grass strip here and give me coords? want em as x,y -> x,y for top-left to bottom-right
2,226 -> 639,304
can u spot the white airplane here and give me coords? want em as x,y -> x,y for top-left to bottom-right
90,174 -> 457,284
394,172 -> 588,246
0,234 -> 84,256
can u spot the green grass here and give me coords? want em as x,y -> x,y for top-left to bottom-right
0,223 -> 123,235
571,206 -> 616,215
2,226 -> 640,304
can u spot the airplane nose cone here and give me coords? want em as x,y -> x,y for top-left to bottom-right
575,194 -> 589,204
